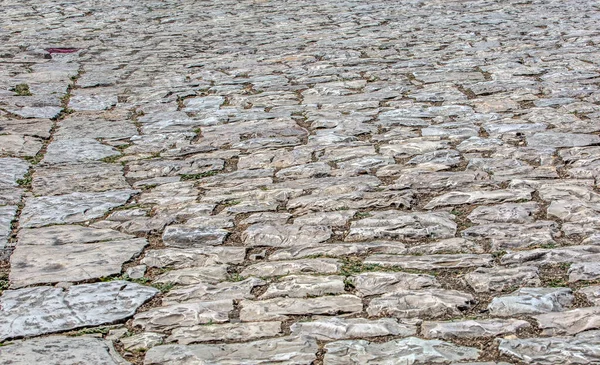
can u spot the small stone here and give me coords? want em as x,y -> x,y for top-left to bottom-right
121,332 -> 164,351
126,265 -> 147,279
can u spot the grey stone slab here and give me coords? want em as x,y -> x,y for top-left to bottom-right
0,158 -> 29,188
0,205 -> 16,248
168,321 -> 282,344
9,238 -> 147,287
498,330 -> 600,364
291,317 -> 417,341
0,281 -> 157,340
364,254 -> 493,270
42,138 -> 120,164
488,287 -> 574,316
163,277 -> 266,304
0,336 -> 129,365
144,336 -> 318,365
350,271 -> 440,296
324,337 -> 480,365
367,289 -> 475,318
239,295 -> 363,321
421,319 -> 530,339
133,300 -> 233,331
32,163 -> 130,195
20,190 -> 135,228
17,224 -> 134,245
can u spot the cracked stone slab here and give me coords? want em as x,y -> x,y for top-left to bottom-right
16,224 -> 134,245
239,295 -> 363,321
346,211 -> 457,241
9,238 -> 147,287
242,224 -> 332,247
424,189 -> 533,209
240,258 -> 341,277
259,275 -> 346,299
168,321 -> 282,344
19,190 -> 136,228
533,306 -> 600,336
41,138 -> 120,164
350,271 -> 440,296
291,317 -> 417,341
144,336 -> 318,365
367,289 -> 475,318
0,336 -> 129,365
324,337 -> 480,365
163,277 -> 266,304
421,319 -> 530,339
0,157 -> 29,188
0,281 -> 157,340
141,247 -> 245,268
162,225 -> 228,247
488,287 -> 574,316
364,254 -> 493,270
0,205 -> 16,248
464,266 -> 541,293
498,330 -> 600,364
132,300 -> 233,332
32,163 -> 130,195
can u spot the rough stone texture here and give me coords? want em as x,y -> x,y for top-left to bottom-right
488,287 -> 574,316
324,337 -> 480,365
19,190 -> 135,228
498,330 -> 600,364
0,281 -> 157,340
168,321 -> 282,344
534,307 -> 600,336
144,336 -> 318,365
291,317 -> 417,340
367,289 -> 475,318
240,295 -> 363,321
0,336 -> 129,365
3,0 -> 600,362
421,319 -> 530,339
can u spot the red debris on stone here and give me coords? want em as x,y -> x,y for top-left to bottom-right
45,48 -> 79,54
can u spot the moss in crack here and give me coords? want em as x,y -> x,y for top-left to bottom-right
16,171 -> 32,188
180,171 -> 219,180
11,83 -> 32,96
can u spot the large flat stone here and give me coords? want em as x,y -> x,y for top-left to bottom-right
167,321 -> 282,344
0,281 -> 157,340
239,295 -> 363,321
324,337 -> 480,364
498,330 -> 600,364
367,289 -> 474,318
0,336 -> 129,365
133,300 -> 233,332
291,317 -> 417,340
350,271 -> 440,296
144,336 -> 318,365
364,254 -> 493,270
42,138 -> 120,164
421,319 -> 530,339
9,238 -> 147,287
534,307 -> 600,336
32,163 -> 130,195
488,287 -> 574,316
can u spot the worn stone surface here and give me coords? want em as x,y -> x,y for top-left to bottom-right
240,295 -> 363,321
324,337 -> 480,365
19,190 -> 135,228
291,317 -> 417,340
488,287 -> 574,316
0,281 -> 157,340
534,307 -> 600,336
3,0 -> 600,362
498,330 -> 600,364
0,336 -> 129,365
144,336 -> 318,365
421,319 -> 530,339
367,289 -> 475,318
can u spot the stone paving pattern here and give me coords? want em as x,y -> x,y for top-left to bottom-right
1,0 -> 600,364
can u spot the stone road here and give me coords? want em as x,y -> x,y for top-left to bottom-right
1,0 -> 600,363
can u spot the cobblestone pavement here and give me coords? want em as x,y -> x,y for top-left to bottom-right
1,0 -> 600,363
